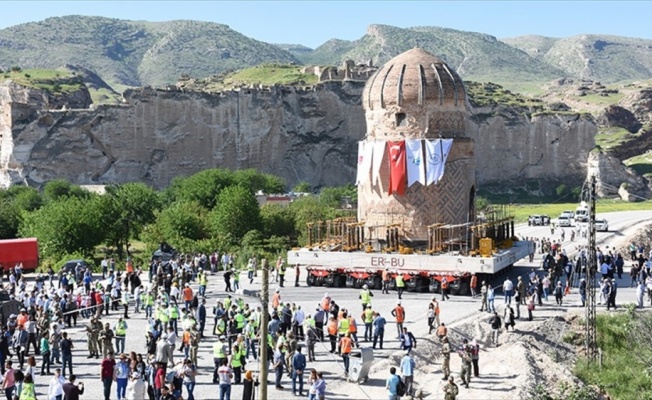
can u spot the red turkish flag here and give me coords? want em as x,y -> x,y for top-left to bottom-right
387,140 -> 407,195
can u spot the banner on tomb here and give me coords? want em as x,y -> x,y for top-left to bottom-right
355,141 -> 373,186
425,138 -> 453,185
405,139 -> 426,187
371,141 -> 386,186
387,140 -> 407,195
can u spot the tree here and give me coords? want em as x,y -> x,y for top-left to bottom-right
319,184 -> 357,208
208,185 -> 262,246
164,168 -> 235,209
99,183 -> 160,259
0,199 -> 21,239
19,195 -> 104,259
7,186 -> 43,211
293,181 -> 311,193
156,201 -> 207,242
289,195 -> 339,245
260,204 -> 296,239
43,179 -> 88,202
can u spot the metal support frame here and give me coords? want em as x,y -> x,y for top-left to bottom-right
585,175 -> 597,362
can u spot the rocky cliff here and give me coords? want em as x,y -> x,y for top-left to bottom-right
1,82 -> 597,190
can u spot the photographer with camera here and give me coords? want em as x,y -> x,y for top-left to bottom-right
62,374 -> 84,400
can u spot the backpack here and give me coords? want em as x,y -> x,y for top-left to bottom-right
396,377 -> 406,396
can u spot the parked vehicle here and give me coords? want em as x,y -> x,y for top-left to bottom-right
560,210 -> 575,219
557,215 -> 572,227
528,215 -> 550,226
596,219 -> 609,232
0,238 -> 39,272
575,202 -> 589,223
61,259 -> 89,275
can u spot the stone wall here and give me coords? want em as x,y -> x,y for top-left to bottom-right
467,109 -> 597,185
0,82 -> 366,188
1,82 -> 597,191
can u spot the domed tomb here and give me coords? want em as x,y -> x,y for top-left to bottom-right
357,48 -> 476,241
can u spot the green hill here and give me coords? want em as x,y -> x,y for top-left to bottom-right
0,15 -> 298,88
504,34 -> 652,83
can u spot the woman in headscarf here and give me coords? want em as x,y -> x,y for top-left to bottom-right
242,370 -> 259,400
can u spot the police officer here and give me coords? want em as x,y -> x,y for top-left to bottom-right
100,322 -> 115,357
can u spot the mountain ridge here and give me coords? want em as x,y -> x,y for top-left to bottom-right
2,15 -> 652,91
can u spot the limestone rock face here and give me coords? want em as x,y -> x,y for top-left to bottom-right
1,80 -> 598,193
0,82 -> 365,188
467,110 -> 596,186
586,150 -> 649,198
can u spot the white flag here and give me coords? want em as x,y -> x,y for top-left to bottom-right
405,139 -> 425,186
425,139 -> 453,185
371,141 -> 386,186
356,141 -> 373,186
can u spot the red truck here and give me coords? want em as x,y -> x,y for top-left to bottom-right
0,238 -> 39,272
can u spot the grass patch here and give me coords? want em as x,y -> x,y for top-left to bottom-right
595,127 -> 638,150
88,87 -> 122,105
1,68 -> 84,93
575,312 -> 652,400
223,64 -> 318,87
624,152 -> 652,178
497,200 -> 652,223
576,91 -> 625,107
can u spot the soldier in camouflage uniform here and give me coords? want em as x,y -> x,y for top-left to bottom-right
441,336 -> 451,380
189,327 -> 199,365
99,322 -> 115,356
443,376 -> 459,400
85,317 -> 102,358
458,339 -> 472,388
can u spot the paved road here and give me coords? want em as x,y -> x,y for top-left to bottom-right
20,211 -> 652,400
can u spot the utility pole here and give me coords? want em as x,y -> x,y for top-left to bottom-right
585,175 -> 598,362
259,259 -> 269,400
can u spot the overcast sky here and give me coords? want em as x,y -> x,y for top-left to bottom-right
0,1 -> 650,48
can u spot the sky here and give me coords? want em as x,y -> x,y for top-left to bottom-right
0,1 -> 651,48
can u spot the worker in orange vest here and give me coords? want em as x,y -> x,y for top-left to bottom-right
321,293 -> 331,312
391,301 -> 405,339
339,332 -> 353,376
326,316 -> 338,353
436,322 -> 448,342
347,314 -> 359,347
272,288 -> 281,309
441,276 -> 451,301
125,258 -> 134,274
470,273 -> 478,298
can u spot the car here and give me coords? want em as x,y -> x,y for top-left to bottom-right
560,210 -> 575,219
61,259 -> 89,275
528,215 -> 542,226
596,219 -> 609,232
557,215 -> 572,227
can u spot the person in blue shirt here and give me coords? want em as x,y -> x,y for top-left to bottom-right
400,351 -> 415,396
373,312 -> 386,350
386,366 -> 401,400
291,347 -> 307,396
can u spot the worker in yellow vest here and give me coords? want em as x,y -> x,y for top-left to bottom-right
359,284 -> 374,311
234,311 -> 245,334
337,311 -> 350,353
198,270 -> 208,297
231,338 -> 245,384
114,317 -> 128,354
395,273 -> 405,300
362,304 -> 374,342
212,336 -> 228,383
169,301 -> 180,334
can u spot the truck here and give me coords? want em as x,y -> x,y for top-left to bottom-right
0,238 -> 39,272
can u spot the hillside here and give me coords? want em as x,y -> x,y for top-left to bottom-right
504,34 -> 652,83
0,15 -> 298,88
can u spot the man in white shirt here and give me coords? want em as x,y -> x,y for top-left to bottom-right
292,305 -> 305,341
502,278 -> 514,305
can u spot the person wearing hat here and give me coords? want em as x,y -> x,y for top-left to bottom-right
85,317 -> 102,359
100,323 -> 115,357
443,375 -> 459,400
125,370 -> 146,400
212,336 -> 228,383
115,353 -> 130,400
359,284 -> 374,312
